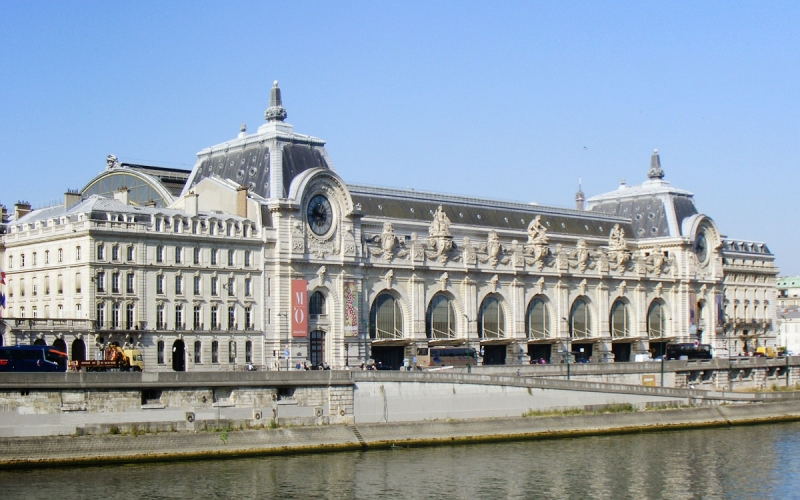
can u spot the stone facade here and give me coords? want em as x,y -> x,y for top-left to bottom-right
0,83 -> 778,370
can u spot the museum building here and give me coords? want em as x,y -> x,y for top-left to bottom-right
0,82 -> 778,370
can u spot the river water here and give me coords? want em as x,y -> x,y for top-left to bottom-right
2,422 -> 799,499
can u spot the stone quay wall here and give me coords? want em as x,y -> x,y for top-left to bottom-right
3,400 -> 800,469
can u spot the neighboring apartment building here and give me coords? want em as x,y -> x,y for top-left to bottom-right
0,82 -> 780,370
776,276 -> 800,308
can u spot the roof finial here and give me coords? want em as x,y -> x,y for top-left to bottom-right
575,177 -> 585,210
264,80 -> 287,122
647,149 -> 664,180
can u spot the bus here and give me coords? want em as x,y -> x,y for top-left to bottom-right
418,347 -> 477,368
666,343 -> 712,361
0,346 -> 69,372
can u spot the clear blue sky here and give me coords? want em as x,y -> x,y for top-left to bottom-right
2,2 -> 799,273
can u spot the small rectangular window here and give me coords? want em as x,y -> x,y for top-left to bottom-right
212,341 -> 219,364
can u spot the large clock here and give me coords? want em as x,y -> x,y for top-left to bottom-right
307,194 -> 333,236
694,231 -> 709,264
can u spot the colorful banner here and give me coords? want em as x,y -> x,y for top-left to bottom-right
291,279 -> 308,338
343,280 -> 358,337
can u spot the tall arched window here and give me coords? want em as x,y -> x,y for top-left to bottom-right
570,298 -> 592,338
309,291 -> 326,317
478,296 -> 505,339
648,301 -> 667,338
370,293 -> 403,339
526,297 -> 551,339
426,294 -> 456,339
610,300 -> 631,338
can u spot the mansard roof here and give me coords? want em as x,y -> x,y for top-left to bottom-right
586,150 -> 699,240
349,184 -> 633,240
183,82 -> 332,200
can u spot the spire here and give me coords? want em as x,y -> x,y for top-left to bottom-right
264,80 -> 287,122
647,149 -> 664,180
575,177 -> 585,210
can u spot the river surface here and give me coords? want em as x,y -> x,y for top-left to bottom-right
2,422 -> 800,499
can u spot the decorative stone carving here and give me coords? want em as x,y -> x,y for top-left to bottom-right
461,236 -> 477,265
655,282 -> 663,297
368,222 -> 397,260
409,233 -> 425,263
479,231 -> 503,267
526,215 -> 549,245
438,272 -> 449,291
578,279 -> 588,296
489,275 -> 499,292
617,281 -> 627,296
316,266 -> 327,284
429,205 -> 451,237
426,206 -> 454,263
343,229 -> 357,256
383,269 -> 394,288
291,221 -> 305,253
535,276 -> 545,294
510,240 -> 524,268
309,234 -> 338,258
645,245 -> 672,276
567,239 -> 596,273
555,244 -> 569,271
607,224 -> 632,272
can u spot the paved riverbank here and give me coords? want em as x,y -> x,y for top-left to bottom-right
3,400 -> 800,469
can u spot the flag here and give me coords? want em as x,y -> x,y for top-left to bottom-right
0,292 -> 5,308
0,268 -> 4,285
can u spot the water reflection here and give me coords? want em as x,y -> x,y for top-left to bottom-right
1,422 -> 798,499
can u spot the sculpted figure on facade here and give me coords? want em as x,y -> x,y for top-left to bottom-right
427,205 -> 454,263
607,223 -> 632,271
527,215 -> 549,245
429,205 -> 451,238
523,216 -> 551,269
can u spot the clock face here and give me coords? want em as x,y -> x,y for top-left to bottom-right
307,194 -> 333,236
694,232 -> 709,264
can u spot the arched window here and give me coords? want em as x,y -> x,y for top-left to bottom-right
71,338 -> 86,361
570,298 -> 592,338
610,300 -> 631,338
526,297 -> 551,339
309,291 -> 326,317
370,293 -> 403,339
478,296 -> 505,339
648,301 -> 667,339
426,294 -> 456,339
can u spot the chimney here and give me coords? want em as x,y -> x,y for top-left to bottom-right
186,192 -> 199,216
114,187 -> 130,205
64,190 -> 81,210
236,186 -> 247,217
14,201 -> 31,220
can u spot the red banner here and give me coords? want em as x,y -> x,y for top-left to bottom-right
291,279 -> 308,337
